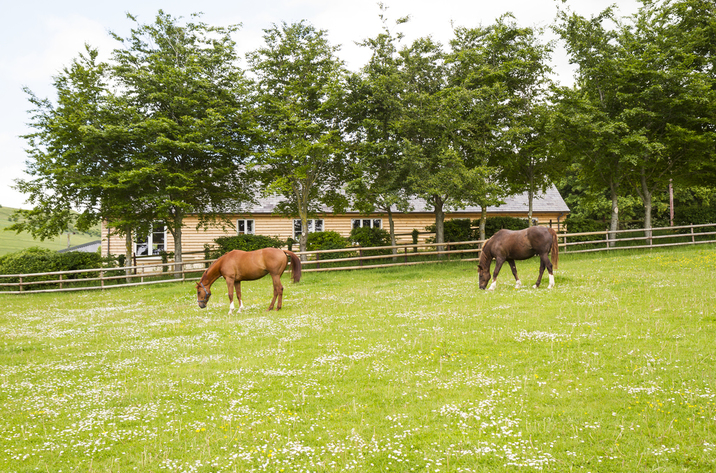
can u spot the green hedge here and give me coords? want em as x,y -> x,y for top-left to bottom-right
0,247 -> 106,288
205,234 -> 286,259
350,227 -> 391,256
563,216 -> 605,242
306,231 -> 349,252
482,217 -> 530,238
674,205 -> 716,227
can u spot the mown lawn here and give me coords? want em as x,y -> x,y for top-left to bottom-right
0,245 -> 715,472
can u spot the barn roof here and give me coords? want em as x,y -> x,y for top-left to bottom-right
229,184 -> 570,215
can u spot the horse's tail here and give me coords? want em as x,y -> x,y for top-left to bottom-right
284,250 -> 302,283
549,227 -> 559,270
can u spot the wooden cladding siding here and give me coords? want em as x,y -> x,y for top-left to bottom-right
102,211 -> 566,257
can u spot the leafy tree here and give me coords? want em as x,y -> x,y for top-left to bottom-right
553,6 -> 635,243
110,11 -> 257,271
399,37 -> 487,250
554,1 -> 716,240
452,16 -> 559,228
248,21 -> 349,254
12,46 -> 152,268
13,12 -> 256,272
348,6 -> 412,252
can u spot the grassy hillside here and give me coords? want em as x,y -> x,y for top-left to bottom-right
0,245 -> 714,472
0,206 -> 101,255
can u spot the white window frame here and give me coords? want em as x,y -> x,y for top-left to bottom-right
135,223 -> 166,257
293,219 -> 324,240
352,218 -> 382,230
237,219 -> 255,235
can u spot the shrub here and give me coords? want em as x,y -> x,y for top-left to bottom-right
563,215 -> 605,242
0,247 -> 106,289
674,205 -> 716,227
205,234 -> 286,259
482,216 -> 530,238
425,219 -> 475,243
306,231 -> 349,252
350,227 -> 391,256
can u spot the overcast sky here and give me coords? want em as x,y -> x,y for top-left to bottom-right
0,0 -> 640,210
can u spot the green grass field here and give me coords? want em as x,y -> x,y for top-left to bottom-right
0,206 -> 101,255
1,245 -> 715,472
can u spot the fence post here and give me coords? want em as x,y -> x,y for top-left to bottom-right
605,228 -> 610,249
100,270 -> 104,289
404,246 -> 408,263
59,274 -> 63,290
19,276 -> 23,293
181,260 -> 185,282
359,247 -> 364,267
563,234 -> 568,253
691,224 -> 695,244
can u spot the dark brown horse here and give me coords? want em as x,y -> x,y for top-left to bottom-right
478,226 -> 559,291
196,248 -> 302,314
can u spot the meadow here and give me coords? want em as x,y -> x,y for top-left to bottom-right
0,245 -> 714,472
0,206 -> 101,256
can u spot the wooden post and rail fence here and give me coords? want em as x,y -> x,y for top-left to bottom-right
0,223 -> 714,295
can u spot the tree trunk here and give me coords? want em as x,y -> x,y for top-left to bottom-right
479,207 -> 487,244
387,207 -> 398,261
434,195 -> 445,258
640,167 -> 653,243
299,212 -> 309,260
527,167 -> 534,227
124,230 -> 133,283
527,185 -> 534,227
609,179 -> 619,248
173,219 -> 183,276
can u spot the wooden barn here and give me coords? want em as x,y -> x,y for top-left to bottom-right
101,185 -> 569,259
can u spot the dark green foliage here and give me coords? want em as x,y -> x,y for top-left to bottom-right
350,227 -> 390,248
205,235 -> 285,259
563,215 -> 606,242
349,227 -> 391,256
674,205 -> 716,227
0,247 -> 106,289
425,219 -> 474,243
482,217 -> 529,238
306,231 -> 349,252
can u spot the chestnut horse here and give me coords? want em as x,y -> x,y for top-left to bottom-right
478,226 -> 559,291
196,248 -> 302,314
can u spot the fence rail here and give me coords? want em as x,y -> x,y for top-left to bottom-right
1,223 -> 714,294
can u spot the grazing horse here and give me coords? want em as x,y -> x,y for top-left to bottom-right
478,226 -> 559,291
196,248 -> 302,314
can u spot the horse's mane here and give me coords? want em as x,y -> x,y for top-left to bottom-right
198,254 -> 224,285
478,239 -> 492,268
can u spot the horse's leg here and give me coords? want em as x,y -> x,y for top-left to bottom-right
534,254 -> 555,288
226,277 -> 236,315
234,281 -> 244,311
267,274 -> 283,311
508,259 -> 521,289
276,275 -> 284,310
488,258 -> 506,291
544,253 -> 555,289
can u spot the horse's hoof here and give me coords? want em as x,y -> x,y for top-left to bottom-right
533,284 -> 539,289
514,280 -> 522,289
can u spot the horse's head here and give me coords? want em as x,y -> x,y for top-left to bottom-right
477,263 -> 491,290
196,281 -> 211,308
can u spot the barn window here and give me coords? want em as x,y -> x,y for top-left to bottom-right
293,219 -> 323,239
135,223 -> 166,256
237,219 -> 255,235
352,218 -> 382,229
